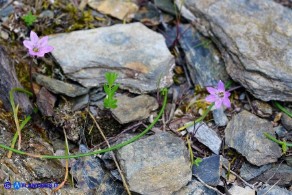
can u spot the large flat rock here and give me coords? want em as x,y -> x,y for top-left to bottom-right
116,132 -> 192,194
225,110 -> 282,166
48,23 -> 174,94
180,0 -> 292,101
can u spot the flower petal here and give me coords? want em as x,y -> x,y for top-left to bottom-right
205,95 -> 217,103
39,36 -> 48,47
40,45 -> 54,54
214,99 -> 223,109
222,97 -> 231,108
217,80 -> 225,91
30,31 -> 39,43
28,49 -> 38,57
23,40 -> 34,50
224,91 -> 231,98
206,87 -> 217,95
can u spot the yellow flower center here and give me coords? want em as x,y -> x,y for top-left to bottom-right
33,47 -> 39,52
217,91 -> 224,98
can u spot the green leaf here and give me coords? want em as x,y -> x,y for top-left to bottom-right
104,85 -> 110,94
193,157 -> 203,167
111,84 -> 119,93
22,11 -> 37,27
103,72 -> 119,109
105,72 -> 118,86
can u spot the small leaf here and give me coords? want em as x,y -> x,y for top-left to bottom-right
193,157 -> 202,167
22,11 -> 37,26
111,84 -> 119,93
104,85 -> 110,94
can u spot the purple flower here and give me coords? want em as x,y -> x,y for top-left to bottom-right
205,80 -> 231,109
23,31 -> 54,57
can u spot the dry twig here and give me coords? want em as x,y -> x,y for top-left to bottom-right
88,112 -> 131,195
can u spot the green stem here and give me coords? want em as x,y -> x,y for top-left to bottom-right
8,88 -> 33,158
264,133 -> 292,147
0,89 -> 168,159
273,101 -> 292,118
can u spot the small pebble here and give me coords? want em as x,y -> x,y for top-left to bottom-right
274,126 -> 288,138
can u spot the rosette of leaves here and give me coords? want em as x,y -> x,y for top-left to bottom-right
22,12 -> 37,27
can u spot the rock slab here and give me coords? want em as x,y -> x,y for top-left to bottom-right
174,179 -> 217,195
178,24 -> 229,87
34,74 -> 88,97
181,0 -> 292,101
0,46 -> 32,114
250,164 -> 292,187
70,145 -> 125,194
240,162 -> 272,181
116,132 -> 192,195
192,155 -> 221,186
225,110 -> 282,166
187,122 -> 222,154
111,94 -> 158,124
49,23 -> 174,94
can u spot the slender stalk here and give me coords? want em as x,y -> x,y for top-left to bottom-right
53,129 -> 69,192
273,101 -> 292,118
264,133 -> 292,147
0,89 -> 168,159
29,61 -> 36,99
7,88 -> 33,158
177,103 -> 214,131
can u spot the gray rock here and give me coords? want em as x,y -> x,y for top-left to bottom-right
174,179 -> 217,195
134,2 -> 161,26
154,0 -> 176,15
275,126 -> 288,138
0,4 -> 13,17
281,108 -> 292,131
179,0 -> 292,101
89,87 -> 106,102
225,110 -> 282,166
240,162 -> 272,181
0,46 -> 33,114
187,122 -> 222,154
48,23 -> 174,94
257,184 -> 292,195
111,94 -> 158,124
284,156 -> 292,167
71,145 -> 125,194
250,164 -> 292,187
36,87 -> 56,116
252,100 -> 273,118
178,25 -> 229,87
1,151 -> 63,184
39,10 -> 54,18
88,0 -> 138,21
229,185 -> 256,195
72,94 -> 89,111
212,107 -> 229,127
115,132 -> 192,194
34,74 -> 89,97
192,155 -> 221,186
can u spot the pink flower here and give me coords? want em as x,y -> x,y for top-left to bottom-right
23,31 -> 54,57
205,80 -> 231,109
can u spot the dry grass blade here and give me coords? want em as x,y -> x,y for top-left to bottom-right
52,128 -> 70,194
88,111 -> 131,195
